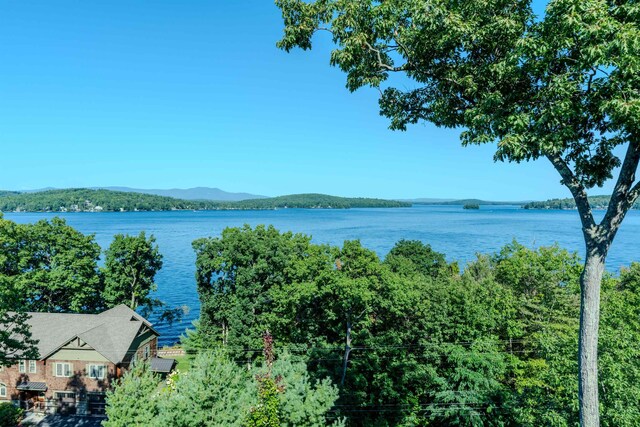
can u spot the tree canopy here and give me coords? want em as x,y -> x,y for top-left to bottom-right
0,216 -> 102,312
0,310 -> 38,367
277,0 -> 639,190
276,2 -> 640,424
104,349 -> 342,427
0,215 -> 175,318
102,232 -> 164,315
184,225 -> 640,426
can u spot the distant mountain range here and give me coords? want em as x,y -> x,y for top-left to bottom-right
102,187 -> 267,201
21,186 -> 267,201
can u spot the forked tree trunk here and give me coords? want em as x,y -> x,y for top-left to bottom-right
547,148 -> 640,427
578,242 -> 607,427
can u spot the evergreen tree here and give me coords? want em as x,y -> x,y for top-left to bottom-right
103,363 -> 161,427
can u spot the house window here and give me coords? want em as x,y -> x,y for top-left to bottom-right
54,391 -> 76,405
29,360 -> 37,373
54,363 -> 72,377
143,344 -> 150,360
0,383 -> 6,398
18,360 -> 26,373
87,364 -> 107,380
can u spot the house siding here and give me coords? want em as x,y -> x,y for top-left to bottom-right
49,349 -> 110,362
0,359 -> 117,413
0,305 -> 160,415
126,333 -> 158,365
0,337 -> 159,413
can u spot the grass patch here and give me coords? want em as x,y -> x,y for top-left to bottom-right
173,354 -> 190,372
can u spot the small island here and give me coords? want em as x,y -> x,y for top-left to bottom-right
463,203 -> 480,210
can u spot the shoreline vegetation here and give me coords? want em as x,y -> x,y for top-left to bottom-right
0,188 -> 410,212
3,189 -> 640,213
524,195 -> 640,210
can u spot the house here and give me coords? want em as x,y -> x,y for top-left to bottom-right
0,304 -> 175,416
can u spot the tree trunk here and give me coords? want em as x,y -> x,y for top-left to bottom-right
340,321 -> 352,386
579,241 -> 607,427
129,273 -> 139,309
546,146 -> 640,427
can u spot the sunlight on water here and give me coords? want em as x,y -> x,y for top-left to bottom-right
7,205 -> 640,345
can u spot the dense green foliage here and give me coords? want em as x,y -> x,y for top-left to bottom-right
524,195 -> 640,210
104,350 -> 342,427
0,215 -> 40,365
228,194 -> 409,209
383,239 -> 450,278
0,215 -> 103,312
276,2 -> 640,422
0,310 -> 39,366
277,0 -> 640,189
0,216 -> 175,321
191,225 -> 323,353
0,402 -> 23,427
185,225 -> 640,426
102,232 -> 164,315
0,189 -> 206,212
103,363 -> 161,427
244,333 -> 283,427
463,203 -> 480,210
0,189 -> 409,212
244,375 -> 281,427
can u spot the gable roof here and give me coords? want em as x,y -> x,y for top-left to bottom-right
25,304 -> 158,365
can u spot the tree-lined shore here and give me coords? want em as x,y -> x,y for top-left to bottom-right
0,189 -> 409,212
524,196 -> 640,210
3,218 -> 640,425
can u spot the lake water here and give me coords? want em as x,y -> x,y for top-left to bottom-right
6,205 -> 640,346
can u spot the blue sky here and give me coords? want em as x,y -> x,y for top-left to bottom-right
0,1 -> 616,200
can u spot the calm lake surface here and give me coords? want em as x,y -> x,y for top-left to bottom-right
7,205 -> 640,346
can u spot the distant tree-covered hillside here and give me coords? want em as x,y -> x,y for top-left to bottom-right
0,189 -> 409,212
0,189 -> 207,212
523,196 -> 640,210
229,193 -> 410,209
